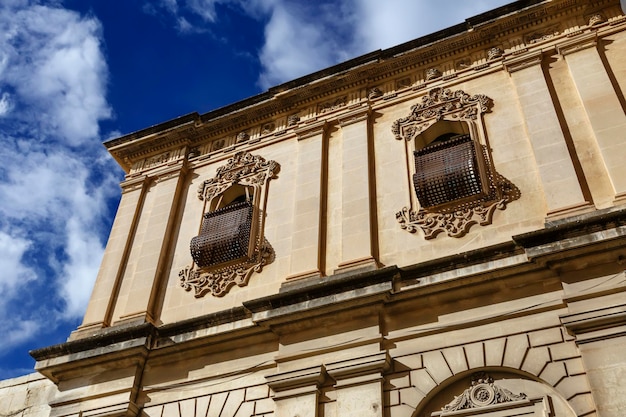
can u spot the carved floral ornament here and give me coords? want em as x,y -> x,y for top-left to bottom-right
393,88 -> 520,239
391,87 -> 491,142
442,372 -> 527,412
179,151 -> 280,297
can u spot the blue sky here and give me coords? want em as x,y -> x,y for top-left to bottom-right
0,0 -> 545,379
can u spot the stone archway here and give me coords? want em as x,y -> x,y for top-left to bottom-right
386,330 -> 597,417
412,369 -> 577,417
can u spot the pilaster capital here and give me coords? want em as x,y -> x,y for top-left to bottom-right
504,50 -> 544,74
265,365 -> 325,400
560,301 -> 626,344
120,175 -> 149,194
153,160 -> 187,184
294,119 -> 328,141
326,351 -> 390,388
338,105 -> 371,127
556,32 -> 597,57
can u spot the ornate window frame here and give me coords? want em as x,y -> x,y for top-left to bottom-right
392,87 -> 519,239
179,151 -> 280,297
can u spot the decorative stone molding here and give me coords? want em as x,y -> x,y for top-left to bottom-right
318,96 -> 346,114
392,88 -> 519,239
442,372 -> 527,412
504,50 -> 543,73
526,26 -> 560,44
236,131 -> 250,143
396,173 -> 519,239
487,46 -> 504,60
556,32 -> 598,56
211,138 -> 227,152
179,244 -> 274,297
455,58 -> 471,70
287,114 -> 300,126
391,88 -> 491,142
588,13 -> 605,26
266,365 -> 325,400
187,147 -> 200,159
368,87 -> 383,100
180,151 -> 280,297
261,122 -> 275,134
396,77 -> 412,89
426,68 -> 442,80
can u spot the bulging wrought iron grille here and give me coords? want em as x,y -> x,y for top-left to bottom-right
413,134 -> 484,209
190,200 -> 253,268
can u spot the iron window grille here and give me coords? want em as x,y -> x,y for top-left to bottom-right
413,134 -> 490,211
190,200 -> 254,268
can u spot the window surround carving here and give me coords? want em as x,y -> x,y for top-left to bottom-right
179,151 -> 280,297
392,87 -> 519,239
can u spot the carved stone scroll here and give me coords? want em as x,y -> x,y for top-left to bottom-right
391,87 -> 492,142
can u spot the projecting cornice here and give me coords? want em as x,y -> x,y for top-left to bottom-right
104,0 -> 623,173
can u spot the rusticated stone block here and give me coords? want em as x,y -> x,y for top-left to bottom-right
485,338 -> 506,366
555,374 -> 592,400
549,342 -> 580,361
442,346 -> 468,375
409,368 -> 437,397
422,351 -> 453,384
538,361 -> 567,386
529,327 -> 563,347
503,333 -> 529,369
399,386 -> 425,408
521,346 -> 551,376
464,342 -> 485,369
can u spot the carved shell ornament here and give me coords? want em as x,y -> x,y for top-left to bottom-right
180,151 -> 280,297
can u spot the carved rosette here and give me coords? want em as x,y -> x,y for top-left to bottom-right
391,87 -> 492,142
442,372 -> 527,412
180,151 -> 280,297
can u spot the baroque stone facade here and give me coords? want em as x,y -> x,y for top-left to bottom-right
3,1 -> 626,417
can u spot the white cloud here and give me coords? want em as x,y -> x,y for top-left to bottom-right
0,231 -> 34,294
0,1 -> 120,358
186,0 -> 219,22
164,0 -> 513,89
0,92 -> 11,116
1,5 -> 111,146
257,3 -> 351,89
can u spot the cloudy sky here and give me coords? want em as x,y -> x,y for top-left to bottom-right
0,0 -> 533,379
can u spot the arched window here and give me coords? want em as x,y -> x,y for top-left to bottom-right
180,151 -> 280,297
392,88 -> 520,239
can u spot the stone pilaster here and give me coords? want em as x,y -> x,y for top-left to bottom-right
326,352 -> 390,417
336,106 -> 378,273
111,163 -> 187,326
287,121 -> 328,281
73,175 -> 150,337
266,365 -> 325,417
557,33 -> 626,203
505,51 -> 592,218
